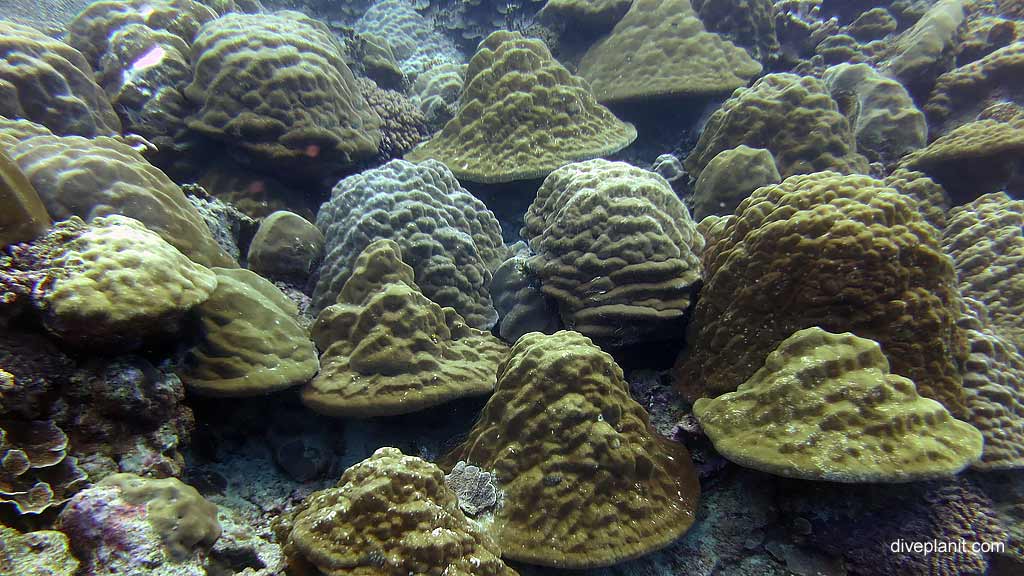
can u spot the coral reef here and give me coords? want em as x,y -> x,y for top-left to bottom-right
405,31 -> 636,184
15,215 -> 217,348
4,127 -> 235,267
577,0 -> 762,103
676,171 -> 967,420
247,211 -> 323,285
410,62 -> 465,134
281,447 -> 515,576
185,11 -> 382,179
313,159 -> 506,328
0,21 -> 121,137
692,145 -> 781,220
177,267 -> 319,397
445,460 -> 500,516
521,159 -> 704,349
958,298 -> 1024,470
0,524 -> 79,576
197,156 -> 316,220
685,74 -> 869,180
876,0 -> 967,98
537,0 -> 633,35
694,327 -> 983,482
0,149 -> 49,248
443,330 -> 701,568
489,246 -> 560,343
305,239 -> 507,417
691,0 -> 780,63
0,419 -> 87,514
355,77 -> 428,160
355,0 -> 463,79
884,167 -> 951,230
943,192 -> 1024,349
822,62 -> 927,165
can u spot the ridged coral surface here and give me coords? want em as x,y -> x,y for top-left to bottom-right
685,74 -> 869,180
305,240 -> 507,417
958,298 -> 1024,470
284,447 -> 515,576
943,192 -> 1024,349
444,330 -> 700,568
694,327 -> 983,482
925,40 -> 1024,136
0,419 -> 87,515
404,31 -> 636,183
177,267 -> 319,397
521,160 -> 703,348
313,159 -> 506,328
675,172 -> 967,418
578,0 -> 762,102
40,216 -> 217,346
0,21 -> 120,138
185,11 -> 381,172
4,130 -> 235,268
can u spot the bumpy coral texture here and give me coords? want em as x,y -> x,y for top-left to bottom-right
691,0 -> 780,62
185,11 -> 382,172
685,74 -> 869,180
313,159 -> 506,328
925,40 -> 1024,137
692,145 -> 781,220
411,62 -> 464,134
675,172 -> 968,418
178,267 -> 318,397
284,447 -> 515,576
305,240 -> 507,417
444,330 -> 701,568
884,168 -> 951,230
405,31 -> 636,183
823,62 -> 927,166
355,0 -> 462,79
577,0 -> 762,103
5,130 -> 234,268
521,160 -> 704,349
0,420 -> 87,515
37,216 -> 217,347
0,21 -> 121,137
958,298 -> 1024,470
355,78 -> 428,159
0,525 -> 79,576
694,327 -> 983,482
67,0 -> 217,70
943,192 -> 1024,350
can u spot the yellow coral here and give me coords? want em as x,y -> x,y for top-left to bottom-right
405,31 -> 636,183
694,327 -> 983,482
444,330 -> 700,568
578,0 -> 762,102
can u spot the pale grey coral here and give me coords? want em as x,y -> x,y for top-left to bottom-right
312,159 -> 506,329
445,460 -> 500,517
411,62 -> 465,134
489,244 -> 560,343
355,0 -> 464,79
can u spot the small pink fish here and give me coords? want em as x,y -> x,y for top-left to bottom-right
131,45 -> 166,71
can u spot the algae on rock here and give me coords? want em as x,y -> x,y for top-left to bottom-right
405,31 -> 636,184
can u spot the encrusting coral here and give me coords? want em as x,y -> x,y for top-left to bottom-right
521,159 -> 704,349
675,171 -> 968,419
281,447 -> 516,576
694,327 -> 984,482
12,216 -> 218,349
443,330 -> 700,568
943,192 -> 1024,350
0,21 -> 121,138
3,124 -> 236,268
185,11 -> 382,178
313,159 -> 507,329
405,30 -> 637,184
0,524 -> 79,575
177,267 -> 319,397
0,419 -> 88,515
577,0 -> 763,103
685,73 -> 869,180
304,239 -> 507,418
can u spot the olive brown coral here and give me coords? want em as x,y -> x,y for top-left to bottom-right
0,21 -> 121,137
443,330 -> 700,568
304,239 -> 507,417
185,11 -> 382,177
0,148 -> 49,248
282,447 -> 515,576
691,145 -> 781,220
0,419 -> 87,515
177,267 -> 319,397
313,159 -> 506,329
404,31 -> 636,184
694,327 -> 983,482
675,172 -> 968,418
685,74 -> 869,180
521,160 -> 704,349
577,0 -> 763,103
